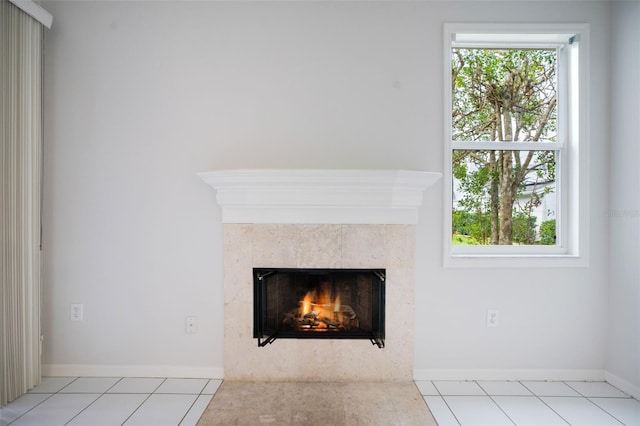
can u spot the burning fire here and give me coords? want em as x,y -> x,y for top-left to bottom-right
283,284 -> 357,331
298,288 -> 340,329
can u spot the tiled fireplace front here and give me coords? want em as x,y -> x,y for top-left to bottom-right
223,224 -> 416,381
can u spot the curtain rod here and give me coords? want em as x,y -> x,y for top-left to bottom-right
9,0 -> 52,29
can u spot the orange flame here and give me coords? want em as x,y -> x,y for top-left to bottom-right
301,293 -> 312,317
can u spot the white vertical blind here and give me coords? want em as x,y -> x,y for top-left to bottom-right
1,0 -> 44,407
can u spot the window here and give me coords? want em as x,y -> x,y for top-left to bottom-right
444,24 -> 589,267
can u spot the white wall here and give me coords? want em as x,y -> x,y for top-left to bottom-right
606,0 -> 640,398
43,1 -> 612,379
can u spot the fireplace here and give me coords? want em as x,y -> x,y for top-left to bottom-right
253,268 -> 385,347
198,169 -> 440,380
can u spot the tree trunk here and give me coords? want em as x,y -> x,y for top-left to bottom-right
498,79 -> 515,245
489,152 -> 500,245
499,151 -> 515,245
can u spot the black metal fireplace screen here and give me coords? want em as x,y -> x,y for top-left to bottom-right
253,268 -> 385,348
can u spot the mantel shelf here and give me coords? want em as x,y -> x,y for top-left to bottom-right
198,169 -> 441,224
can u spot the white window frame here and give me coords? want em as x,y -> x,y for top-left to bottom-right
443,23 -> 590,268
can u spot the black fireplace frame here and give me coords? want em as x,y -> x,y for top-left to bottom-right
253,268 -> 386,348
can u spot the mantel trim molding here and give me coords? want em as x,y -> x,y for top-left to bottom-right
198,169 -> 441,224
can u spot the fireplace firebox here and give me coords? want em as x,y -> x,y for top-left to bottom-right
253,268 -> 385,348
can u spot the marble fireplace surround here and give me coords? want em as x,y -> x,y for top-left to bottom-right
199,170 -> 440,381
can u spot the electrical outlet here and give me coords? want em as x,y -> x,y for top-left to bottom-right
486,309 -> 499,327
186,316 -> 198,334
70,304 -> 83,321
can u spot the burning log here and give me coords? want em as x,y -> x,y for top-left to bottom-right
319,318 -> 340,328
282,303 -> 359,331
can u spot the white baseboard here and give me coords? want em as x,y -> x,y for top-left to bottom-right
42,364 -> 224,379
413,368 -> 606,382
605,371 -> 640,400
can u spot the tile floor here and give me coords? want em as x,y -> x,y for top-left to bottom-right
0,377 -> 221,426
417,380 -> 640,426
2,378 -> 640,425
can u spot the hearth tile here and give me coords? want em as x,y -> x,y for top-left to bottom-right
344,408 -> 397,425
224,274 -> 253,303
477,381 -> 532,396
344,392 -> 395,412
397,407 -> 440,426
223,225 -> 253,269
200,381 -> 436,426
296,224 -> 342,268
341,225 -> 386,268
433,380 -> 486,396
392,390 -> 434,414
385,225 -> 416,268
223,302 -> 252,337
252,224 -> 298,267
154,378 -> 208,394
200,406 -> 293,426
415,380 -> 439,396
291,409 -> 346,425
199,386 -> 245,409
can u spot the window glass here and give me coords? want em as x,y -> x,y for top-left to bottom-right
450,46 -> 559,247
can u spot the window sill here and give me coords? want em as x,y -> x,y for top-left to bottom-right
444,253 -> 588,268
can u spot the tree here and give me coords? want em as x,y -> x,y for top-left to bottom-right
452,48 -> 557,245
539,219 -> 556,245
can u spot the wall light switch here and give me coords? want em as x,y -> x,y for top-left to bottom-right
70,304 -> 83,321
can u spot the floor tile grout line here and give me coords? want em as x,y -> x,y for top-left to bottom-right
515,381 -> 575,426
582,396 -> 627,426
6,378 -> 633,426
5,392 -> 56,426
120,391 -> 155,426
474,380 -> 517,426
484,393 -> 519,425
565,380 -> 633,399
107,377 -> 124,393
527,394 -> 572,425
419,380 -> 639,426
58,377 -> 81,394
4,378 -> 220,426
64,377 -> 124,426
424,382 -> 462,426
62,393 -> 104,426
177,393 -> 204,426
151,377 -> 168,394
7,377 -> 80,426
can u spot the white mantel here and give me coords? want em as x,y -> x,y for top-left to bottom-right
198,169 -> 441,224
